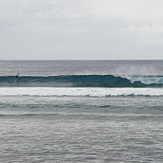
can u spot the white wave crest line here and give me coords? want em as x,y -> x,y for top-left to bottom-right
0,87 -> 163,97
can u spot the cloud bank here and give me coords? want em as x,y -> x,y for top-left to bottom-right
0,0 -> 163,59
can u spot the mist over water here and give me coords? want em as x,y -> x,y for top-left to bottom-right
115,60 -> 160,75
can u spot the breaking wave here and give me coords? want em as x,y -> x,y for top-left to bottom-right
0,87 -> 163,97
0,75 -> 163,88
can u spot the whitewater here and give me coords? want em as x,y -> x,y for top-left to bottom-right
0,60 -> 163,163
0,87 -> 163,97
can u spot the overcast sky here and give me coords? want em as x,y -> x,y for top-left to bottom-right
0,0 -> 163,60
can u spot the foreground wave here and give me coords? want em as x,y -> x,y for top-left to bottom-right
0,87 -> 163,97
0,75 -> 163,87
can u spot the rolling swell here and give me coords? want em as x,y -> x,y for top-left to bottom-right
0,75 -> 162,87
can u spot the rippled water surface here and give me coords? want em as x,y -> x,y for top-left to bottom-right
0,96 -> 163,163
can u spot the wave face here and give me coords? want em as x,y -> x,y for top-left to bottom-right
0,75 -> 163,87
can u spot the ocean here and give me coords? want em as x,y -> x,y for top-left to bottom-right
0,60 -> 163,163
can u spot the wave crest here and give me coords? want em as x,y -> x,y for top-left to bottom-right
0,87 -> 163,97
0,75 -> 162,87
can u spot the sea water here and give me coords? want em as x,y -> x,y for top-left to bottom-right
0,60 -> 163,163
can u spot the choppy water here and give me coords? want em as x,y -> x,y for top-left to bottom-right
0,60 -> 163,163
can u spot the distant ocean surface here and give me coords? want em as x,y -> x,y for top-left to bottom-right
0,60 -> 163,163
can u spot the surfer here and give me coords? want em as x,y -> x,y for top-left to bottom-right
16,72 -> 19,78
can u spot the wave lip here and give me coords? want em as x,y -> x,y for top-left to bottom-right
0,87 -> 163,97
0,75 -> 163,88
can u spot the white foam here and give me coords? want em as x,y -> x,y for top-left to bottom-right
0,87 -> 163,97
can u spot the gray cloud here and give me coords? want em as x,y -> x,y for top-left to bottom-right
0,0 -> 163,59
